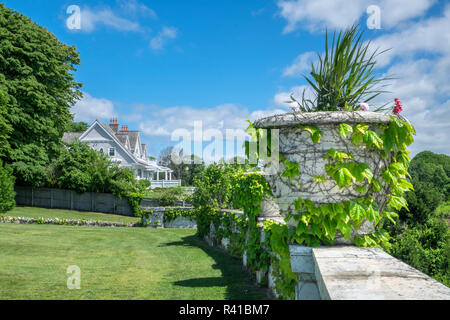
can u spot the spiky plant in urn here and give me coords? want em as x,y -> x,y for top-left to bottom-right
250,25 -> 415,247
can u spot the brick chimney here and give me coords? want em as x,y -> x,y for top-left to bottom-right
109,118 -> 119,133
121,125 -> 128,132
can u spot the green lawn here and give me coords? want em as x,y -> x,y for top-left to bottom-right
5,206 -> 140,224
0,223 -> 269,300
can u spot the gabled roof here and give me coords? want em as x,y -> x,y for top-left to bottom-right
63,119 -> 174,173
78,120 -> 139,165
115,132 -> 131,150
62,132 -> 83,144
125,131 -> 139,153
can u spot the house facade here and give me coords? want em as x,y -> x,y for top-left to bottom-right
62,119 -> 181,188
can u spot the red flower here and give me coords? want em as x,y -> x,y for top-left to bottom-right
393,98 -> 403,115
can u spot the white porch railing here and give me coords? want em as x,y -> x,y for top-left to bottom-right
149,180 -> 182,189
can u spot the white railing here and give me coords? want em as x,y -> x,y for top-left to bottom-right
150,180 -> 182,189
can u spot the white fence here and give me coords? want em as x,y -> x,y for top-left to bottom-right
149,180 -> 182,189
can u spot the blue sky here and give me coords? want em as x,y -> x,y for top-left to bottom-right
4,0 -> 450,159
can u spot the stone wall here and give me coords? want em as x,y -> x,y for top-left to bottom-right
142,207 -> 197,228
203,211 -> 450,300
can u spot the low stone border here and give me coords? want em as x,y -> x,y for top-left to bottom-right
0,216 -> 140,228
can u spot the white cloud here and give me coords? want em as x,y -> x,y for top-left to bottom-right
283,51 -> 316,77
377,57 -> 450,155
71,92 -> 117,123
278,3 -> 450,155
368,6 -> 450,155
137,104 -> 285,140
380,0 -> 436,29
136,103 -> 285,162
371,6 -> 450,67
80,6 -> 141,32
273,85 -> 315,109
117,0 -> 158,19
150,27 -> 178,50
277,0 -> 435,32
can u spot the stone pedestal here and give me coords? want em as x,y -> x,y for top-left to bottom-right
289,245 -> 321,300
254,111 -> 393,242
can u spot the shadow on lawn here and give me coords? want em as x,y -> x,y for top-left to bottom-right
160,235 -> 270,300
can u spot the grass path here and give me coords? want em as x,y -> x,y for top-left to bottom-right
5,206 -> 140,224
0,223 -> 269,300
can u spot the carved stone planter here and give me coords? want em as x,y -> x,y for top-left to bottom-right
253,111 -> 393,243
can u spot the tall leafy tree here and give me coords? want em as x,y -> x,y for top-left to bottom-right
66,121 -> 89,133
0,4 -> 82,186
0,90 -> 12,158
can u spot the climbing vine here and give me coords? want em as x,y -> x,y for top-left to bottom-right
282,116 -> 415,248
193,115 -> 414,300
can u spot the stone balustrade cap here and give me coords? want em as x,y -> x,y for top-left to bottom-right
253,111 -> 393,129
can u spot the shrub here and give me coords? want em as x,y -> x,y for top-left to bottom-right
0,160 -> 15,213
388,218 -> 449,287
47,141 -> 146,217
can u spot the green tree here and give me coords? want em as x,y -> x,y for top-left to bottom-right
0,90 -> 12,159
66,121 -> 88,133
49,141 -> 144,197
51,142 -> 111,193
0,160 -> 15,213
409,151 -> 450,198
384,151 -> 450,287
192,163 -> 237,209
399,178 -> 444,226
0,4 -> 82,186
158,147 -> 206,186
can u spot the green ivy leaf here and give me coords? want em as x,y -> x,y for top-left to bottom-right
298,125 -> 322,143
282,160 -> 300,179
364,131 -> 384,149
352,163 -> 373,183
355,185 -> 367,194
296,221 -> 309,235
314,174 -> 327,182
383,211 -> 399,224
389,195 -> 408,211
398,179 -> 414,191
339,123 -> 353,137
334,167 -> 354,188
371,179 -> 382,192
354,123 -> 369,135
310,223 -> 321,237
350,202 -> 365,222
339,223 -> 352,239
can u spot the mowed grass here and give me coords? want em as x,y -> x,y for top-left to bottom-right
0,223 -> 269,300
5,206 -> 140,224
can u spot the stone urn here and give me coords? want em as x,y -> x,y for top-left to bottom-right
253,111 -> 394,243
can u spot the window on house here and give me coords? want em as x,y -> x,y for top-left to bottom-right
138,169 -> 142,178
99,148 -> 104,153
109,148 -> 115,157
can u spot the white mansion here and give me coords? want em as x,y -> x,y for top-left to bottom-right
62,119 -> 181,188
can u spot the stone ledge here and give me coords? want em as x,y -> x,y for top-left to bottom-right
253,111 -> 393,129
312,246 -> 450,300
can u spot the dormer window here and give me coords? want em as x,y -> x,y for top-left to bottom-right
109,148 -> 115,157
